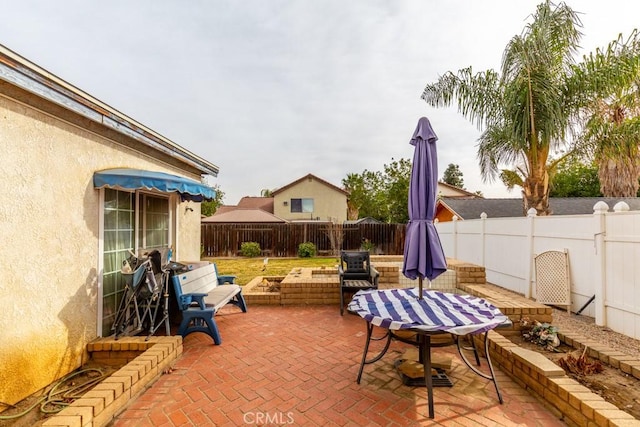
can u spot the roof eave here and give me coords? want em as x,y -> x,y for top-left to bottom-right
272,173 -> 348,196
0,44 -> 219,177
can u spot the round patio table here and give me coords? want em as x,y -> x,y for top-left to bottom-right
348,288 -> 510,419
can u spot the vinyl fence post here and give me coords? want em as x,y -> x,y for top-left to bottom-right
525,208 -> 537,299
593,201 -> 609,326
452,215 -> 459,260
480,212 -> 487,267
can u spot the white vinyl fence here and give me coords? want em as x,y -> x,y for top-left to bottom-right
436,201 -> 640,340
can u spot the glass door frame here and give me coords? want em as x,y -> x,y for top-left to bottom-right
96,188 -> 176,337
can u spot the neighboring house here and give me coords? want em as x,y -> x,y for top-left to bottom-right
202,208 -> 287,223
436,198 -> 523,221
212,181 -> 469,225
344,217 -> 383,225
0,45 -> 218,406
216,196 -> 275,214
204,196 -> 279,223
236,196 -> 275,212
272,174 -> 349,223
436,197 -> 640,221
211,205 -> 240,215
434,183 -> 482,221
437,181 -> 480,198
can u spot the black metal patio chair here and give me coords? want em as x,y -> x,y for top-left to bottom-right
338,250 -> 379,315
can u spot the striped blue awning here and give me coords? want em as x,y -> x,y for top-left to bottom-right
93,168 -> 216,202
348,288 -> 508,335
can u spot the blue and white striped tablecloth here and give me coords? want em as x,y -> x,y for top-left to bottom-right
347,288 -> 509,336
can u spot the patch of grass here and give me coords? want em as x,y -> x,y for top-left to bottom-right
206,257 -> 340,285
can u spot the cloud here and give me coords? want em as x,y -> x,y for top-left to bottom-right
2,0 -> 639,202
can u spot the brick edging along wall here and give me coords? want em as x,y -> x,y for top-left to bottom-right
485,332 -> 637,426
41,336 -> 182,427
41,321 -> 637,427
448,259 -> 639,425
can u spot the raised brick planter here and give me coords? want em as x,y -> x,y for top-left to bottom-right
41,336 -> 182,427
485,332 -> 640,426
243,264 -> 408,306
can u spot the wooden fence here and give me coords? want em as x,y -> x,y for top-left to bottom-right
201,223 -> 407,257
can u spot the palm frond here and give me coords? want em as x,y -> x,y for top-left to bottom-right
499,169 -> 524,190
476,124 -> 527,182
422,67 -> 502,130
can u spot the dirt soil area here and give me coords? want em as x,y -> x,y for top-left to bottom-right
507,321 -> 640,419
0,362 -> 117,427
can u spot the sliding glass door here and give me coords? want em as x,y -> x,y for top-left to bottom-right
100,189 -> 172,335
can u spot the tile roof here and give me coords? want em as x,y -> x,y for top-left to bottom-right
213,205 -> 238,215
237,196 -> 274,212
548,197 -> 640,214
271,173 -> 349,196
439,197 -> 640,219
438,198 -> 524,219
344,217 -> 383,224
201,208 -> 287,223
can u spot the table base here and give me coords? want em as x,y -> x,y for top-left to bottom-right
393,360 -> 453,387
355,321 -> 504,419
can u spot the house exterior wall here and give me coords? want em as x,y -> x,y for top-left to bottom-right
0,95 -> 202,405
177,201 -> 203,262
273,177 -> 347,223
437,183 -> 471,197
435,207 -> 455,223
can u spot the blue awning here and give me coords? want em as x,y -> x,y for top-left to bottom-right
93,168 -> 216,202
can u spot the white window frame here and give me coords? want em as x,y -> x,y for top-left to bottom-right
96,188 -> 176,337
290,198 -> 314,213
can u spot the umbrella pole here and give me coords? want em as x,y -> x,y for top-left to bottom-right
418,277 -> 423,300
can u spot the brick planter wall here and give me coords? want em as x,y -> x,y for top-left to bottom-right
41,336 -> 182,427
446,258 -> 487,286
243,265 -> 400,306
484,332 -> 638,426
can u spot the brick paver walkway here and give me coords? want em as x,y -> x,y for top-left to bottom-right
112,305 -> 566,426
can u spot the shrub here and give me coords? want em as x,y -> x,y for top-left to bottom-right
361,239 -> 376,252
297,242 -> 317,258
240,242 -> 261,257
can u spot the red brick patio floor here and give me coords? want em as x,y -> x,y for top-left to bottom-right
112,305 -> 566,426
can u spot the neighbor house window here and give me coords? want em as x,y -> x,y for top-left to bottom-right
101,189 -> 171,335
290,198 -> 314,213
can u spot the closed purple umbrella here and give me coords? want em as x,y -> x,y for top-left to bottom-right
402,117 -> 447,300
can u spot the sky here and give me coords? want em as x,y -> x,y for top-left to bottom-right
2,1 -> 640,204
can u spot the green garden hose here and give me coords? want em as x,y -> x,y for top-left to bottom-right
0,368 -> 108,420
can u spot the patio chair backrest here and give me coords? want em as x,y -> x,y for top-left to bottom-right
341,251 -> 371,275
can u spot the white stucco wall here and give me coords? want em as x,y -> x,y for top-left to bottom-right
0,95 -> 203,405
177,200 -> 203,262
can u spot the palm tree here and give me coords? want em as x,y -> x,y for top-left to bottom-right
422,1 -> 640,214
589,96 -> 640,197
574,32 -> 640,197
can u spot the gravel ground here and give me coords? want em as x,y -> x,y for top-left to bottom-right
551,308 -> 640,359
